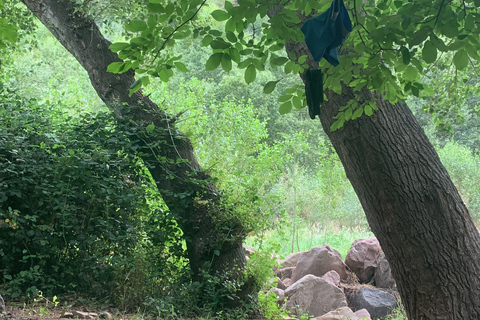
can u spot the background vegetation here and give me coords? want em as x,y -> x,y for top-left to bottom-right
1,3 -> 479,319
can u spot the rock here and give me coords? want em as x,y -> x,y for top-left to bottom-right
98,312 -> 112,319
276,277 -> 287,290
275,267 -> 295,279
285,274 -> 347,318
313,306 -> 358,320
355,308 -> 372,319
345,238 -> 382,283
61,312 -> 74,318
0,294 -> 4,313
292,245 -> 347,282
280,251 -> 305,268
73,311 -> 97,319
321,270 -> 341,287
374,252 -> 396,289
269,287 -> 285,304
283,278 -> 293,287
348,287 -> 397,319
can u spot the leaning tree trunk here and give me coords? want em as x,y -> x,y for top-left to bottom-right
280,28 -> 480,320
21,0 -> 251,304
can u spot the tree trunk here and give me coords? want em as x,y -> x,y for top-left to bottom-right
280,39 -> 480,320
21,0 -> 251,305
268,5 -> 480,318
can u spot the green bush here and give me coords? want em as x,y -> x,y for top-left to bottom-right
0,93 -> 186,304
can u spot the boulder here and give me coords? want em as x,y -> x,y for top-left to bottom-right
345,238 -> 382,283
312,306 -> 371,320
276,277 -> 287,290
283,278 -> 293,287
312,306 -> 357,320
292,245 -> 347,282
285,274 -> 347,318
269,287 -> 285,304
280,251 -> 305,268
348,287 -> 397,319
355,308 -> 372,319
0,294 -> 4,313
374,252 -> 396,289
275,266 -> 295,280
321,270 -> 341,287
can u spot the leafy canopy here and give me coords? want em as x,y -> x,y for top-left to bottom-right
104,0 -> 480,130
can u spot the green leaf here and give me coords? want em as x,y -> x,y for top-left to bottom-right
175,62 -> 189,72
201,35 -> 213,47
278,94 -> 291,102
141,75 -> 150,86
292,96 -> 303,109
107,62 -> 125,73
244,64 -> 256,84
364,104 -> 373,116
330,114 -> 345,131
210,39 -> 230,49
226,31 -> 237,42
422,41 -> 437,64
352,107 -> 364,120
401,46 -> 410,65
404,65 -> 418,82
453,49 -> 468,70
263,80 -> 280,94
211,10 -> 230,21
279,101 -> 292,115
109,42 -> 130,52
221,53 -> 232,72
129,78 -> 142,96
146,123 -> 155,132
270,56 -> 289,66
125,20 -> 148,32
206,53 -> 223,71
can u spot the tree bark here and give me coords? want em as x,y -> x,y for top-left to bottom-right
281,27 -> 480,320
267,4 -> 480,319
21,0 -> 251,305
321,85 -> 480,319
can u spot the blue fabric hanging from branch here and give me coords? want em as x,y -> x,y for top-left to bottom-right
301,0 -> 352,119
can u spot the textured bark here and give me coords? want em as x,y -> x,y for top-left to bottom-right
270,6 -> 480,320
21,0 -> 250,302
320,86 -> 480,319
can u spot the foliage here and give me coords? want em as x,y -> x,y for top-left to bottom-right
0,91 -> 187,306
436,141 -> 480,221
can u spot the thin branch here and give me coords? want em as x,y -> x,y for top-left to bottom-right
152,0 -> 207,64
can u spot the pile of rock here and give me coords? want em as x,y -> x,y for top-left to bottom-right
269,238 -> 398,319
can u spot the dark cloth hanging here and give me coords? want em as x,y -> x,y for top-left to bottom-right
301,0 -> 352,119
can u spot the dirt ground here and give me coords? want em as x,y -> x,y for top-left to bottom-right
1,306 -> 68,320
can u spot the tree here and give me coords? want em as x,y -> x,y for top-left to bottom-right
8,0 -> 480,318
103,0 -> 480,318
18,0 -> 255,309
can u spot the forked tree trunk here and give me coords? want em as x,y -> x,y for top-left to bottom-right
21,0 -> 252,305
282,36 -> 480,320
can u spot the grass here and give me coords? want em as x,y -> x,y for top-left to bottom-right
247,223 -> 374,260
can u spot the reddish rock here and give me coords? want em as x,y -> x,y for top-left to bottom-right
276,277 -> 287,290
280,251 -> 305,268
275,266 -> 295,279
374,252 -> 396,289
321,270 -> 341,287
285,274 -> 347,318
345,238 -> 382,283
292,245 -> 347,282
